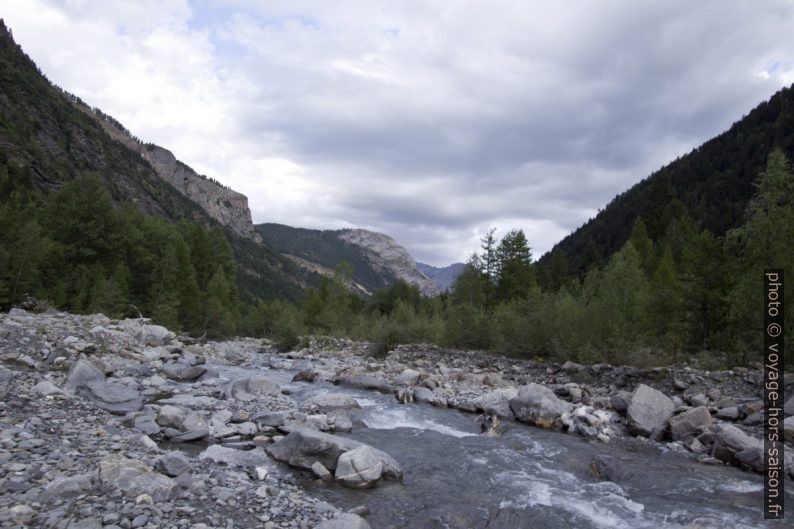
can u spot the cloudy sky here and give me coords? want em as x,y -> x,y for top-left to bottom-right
4,1 -> 794,265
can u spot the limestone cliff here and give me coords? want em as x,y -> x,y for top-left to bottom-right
337,229 -> 440,297
78,106 -> 261,242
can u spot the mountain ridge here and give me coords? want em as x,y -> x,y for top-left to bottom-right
256,223 -> 440,297
537,83 -> 794,281
416,262 -> 465,293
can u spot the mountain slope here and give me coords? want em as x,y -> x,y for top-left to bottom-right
256,223 -> 440,296
416,262 -> 465,292
536,84 -> 794,279
0,20 -> 313,302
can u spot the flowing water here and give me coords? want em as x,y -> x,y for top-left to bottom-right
204,360 -> 791,529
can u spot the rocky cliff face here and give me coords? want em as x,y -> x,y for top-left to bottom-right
81,108 -> 261,242
337,229 -> 440,297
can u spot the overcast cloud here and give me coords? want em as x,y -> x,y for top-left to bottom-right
4,0 -> 794,265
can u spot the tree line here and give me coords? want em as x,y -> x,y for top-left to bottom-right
1,150 -> 791,368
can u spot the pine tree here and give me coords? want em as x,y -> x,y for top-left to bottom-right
495,229 -> 536,302
629,217 -> 655,274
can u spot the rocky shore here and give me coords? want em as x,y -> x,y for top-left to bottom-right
1,308 -> 792,528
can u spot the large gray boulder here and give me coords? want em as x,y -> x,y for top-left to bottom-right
65,359 -> 105,392
315,514 -> 371,529
266,427 -> 360,471
335,445 -> 387,488
227,377 -> 281,401
413,387 -> 447,408
266,427 -> 402,481
711,424 -> 762,466
98,455 -> 175,501
77,381 -> 143,414
475,388 -> 519,418
161,363 -> 206,382
669,406 -> 712,441
509,383 -> 574,429
626,384 -> 674,438
137,324 -> 175,346
302,393 -> 361,412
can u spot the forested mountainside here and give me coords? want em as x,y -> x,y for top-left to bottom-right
536,84 -> 794,284
256,223 -> 439,296
0,19 -> 314,319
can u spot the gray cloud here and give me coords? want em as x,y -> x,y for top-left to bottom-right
4,0 -> 794,265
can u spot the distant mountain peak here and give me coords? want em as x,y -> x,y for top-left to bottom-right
416,262 -> 465,292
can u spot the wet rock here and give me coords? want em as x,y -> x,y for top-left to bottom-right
65,359 -> 105,392
734,446 -> 764,473
711,424 -> 762,467
156,452 -> 191,477
266,427 -> 402,480
509,383 -> 574,429
98,454 -> 176,502
292,369 -> 318,383
626,384 -> 674,439
669,406 -> 712,441
315,513 -> 371,529
302,393 -> 361,412
413,386 -> 447,407
77,381 -> 144,414
474,388 -> 519,418
396,388 -> 415,403
589,454 -> 631,482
